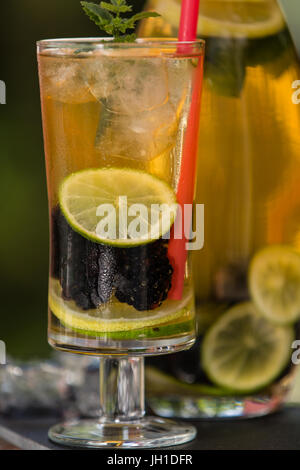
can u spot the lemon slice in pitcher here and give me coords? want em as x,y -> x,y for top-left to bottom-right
249,245 -> 300,325
202,302 -> 293,392
153,0 -> 285,39
59,168 -> 177,247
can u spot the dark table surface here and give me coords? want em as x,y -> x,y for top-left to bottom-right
1,405 -> 300,450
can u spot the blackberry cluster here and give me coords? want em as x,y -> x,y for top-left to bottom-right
115,241 -> 173,311
51,207 -> 116,310
51,207 -> 173,311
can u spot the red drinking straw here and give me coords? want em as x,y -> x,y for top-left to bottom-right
178,0 -> 200,41
168,0 -> 202,300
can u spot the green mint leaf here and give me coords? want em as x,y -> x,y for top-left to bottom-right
117,33 -> 137,42
131,11 -> 161,22
111,0 -> 127,6
123,11 -> 161,30
81,0 -> 161,42
100,1 -> 132,13
81,2 -> 113,26
122,18 -> 138,31
118,19 -> 134,33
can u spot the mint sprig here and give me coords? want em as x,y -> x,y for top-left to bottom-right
81,0 -> 160,42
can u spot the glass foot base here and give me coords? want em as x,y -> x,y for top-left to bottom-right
48,417 -> 197,448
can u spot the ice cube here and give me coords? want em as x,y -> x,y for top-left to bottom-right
91,55 -> 193,161
95,100 -> 178,161
40,55 -> 96,104
89,57 -> 169,113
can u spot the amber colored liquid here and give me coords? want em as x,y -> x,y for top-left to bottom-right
140,0 -> 300,398
38,49 -> 202,355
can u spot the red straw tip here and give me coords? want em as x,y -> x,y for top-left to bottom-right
178,0 -> 200,42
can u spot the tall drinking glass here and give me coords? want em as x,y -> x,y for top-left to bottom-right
37,38 -> 204,448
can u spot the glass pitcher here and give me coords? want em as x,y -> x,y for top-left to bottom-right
139,0 -> 300,418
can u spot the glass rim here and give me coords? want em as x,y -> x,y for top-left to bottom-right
37,37 -> 205,57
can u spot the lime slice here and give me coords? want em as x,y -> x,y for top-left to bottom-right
59,168 -> 177,247
49,279 -> 192,333
202,302 -> 294,392
196,302 -> 229,335
155,0 -> 285,38
249,245 -> 300,325
60,318 -> 194,341
145,367 -> 232,397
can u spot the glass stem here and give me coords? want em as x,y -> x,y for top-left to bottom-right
99,356 -> 145,422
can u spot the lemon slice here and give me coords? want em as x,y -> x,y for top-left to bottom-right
154,0 -> 285,38
49,279 -> 192,333
202,302 -> 294,392
249,245 -> 300,325
59,168 -> 177,246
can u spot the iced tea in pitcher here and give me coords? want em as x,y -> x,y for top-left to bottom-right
140,0 -> 300,418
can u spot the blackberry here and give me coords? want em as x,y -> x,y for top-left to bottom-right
95,243 -> 117,304
51,207 -> 117,310
115,240 -> 173,311
51,207 -> 173,312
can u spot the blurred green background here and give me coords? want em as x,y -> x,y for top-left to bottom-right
0,0 -> 146,359
0,0 -> 299,359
